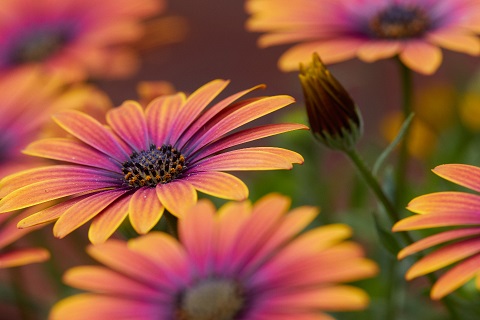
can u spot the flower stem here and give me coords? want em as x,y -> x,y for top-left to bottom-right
345,147 -> 400,224
395,60 -> 413,208
345,147 -> 461,319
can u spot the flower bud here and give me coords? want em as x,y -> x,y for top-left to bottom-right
299,53 -> 362,151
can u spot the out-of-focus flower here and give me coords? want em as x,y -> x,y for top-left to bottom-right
393,164 -> 480,299
49,194 -> 378,320
0,209 -> 50,268
299,53 -> 362,151
136,81 -> 176,106
0,0 -> 165,81
0,80 -> 307,244
381,112 -> 437,160
459,91 -> 480,131
0,68 -> 111,267
381,82 -> 457,159
246,0 -> 480,74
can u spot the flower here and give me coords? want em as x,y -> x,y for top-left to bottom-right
299,53 -> 362,151
0,0 -> 165,81
393,164 -> 480,299
246,0 -> 480,74
0,80 -> 307,244
0,209 -> 50,268
49,194 -> 378,320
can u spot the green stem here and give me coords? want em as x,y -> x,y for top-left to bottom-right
395,60 -> 413,208
345,147 -> 460,319
345,148 -> 400,224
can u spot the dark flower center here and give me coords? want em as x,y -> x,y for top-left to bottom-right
369,5 -> 430,39
121,144 -> 186,188
9,27 -> 72,65
176,279 -> 244,320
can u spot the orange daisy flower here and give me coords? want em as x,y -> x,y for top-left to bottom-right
0,0 -> 165,81
0,80 -> 306,244
393,164 -> 480,299
246,0 -> 480,74
50,194 -> 378,320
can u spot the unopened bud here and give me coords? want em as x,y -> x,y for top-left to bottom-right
299,53 -> 362,151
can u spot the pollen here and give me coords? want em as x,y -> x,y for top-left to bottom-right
121,144 -> 187,188
369,5 -> 430,39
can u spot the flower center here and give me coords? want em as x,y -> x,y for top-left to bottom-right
369,5 -> 430,39
176,279 -> 244,320
121,144 -> 186,188
9,28 -> 71,65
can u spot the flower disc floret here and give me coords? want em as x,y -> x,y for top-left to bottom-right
370,5 -> 430,39
122,144 -> 186,188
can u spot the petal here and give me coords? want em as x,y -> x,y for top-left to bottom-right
23,138 -> 120,171
169,80 -> 229,145
431,254 -> 480,300
87,240 -> 173,289
405,238 -> 480,279
53,190 -> 128,239
145,93 -> 185,146
392,212 -> 480,231
184,95 -> 294,154
406,192 -> 480,215
0,165 -> 118,198
226,194 -> 290,274
18,195 -> 93,228
427,28 -> 480,55
191,147 -> 303,171
240,206 -> 319,277
357,40 -> 401,62
0,248 -> 50,268
259,285 -> 369,311
129,187 -> 165,234
433,164 -> 480,193
63,266 -> 160,299
128,232 -> 189,284
156,180 -> 197,218
278,39 -> 365,71
50,294 -> 162,320
186,172 -> 248,200
0,179 -> 117,213
176,84 -> 266,150
179,199 -> 217,277
399,41 -> 442,75
106,101 -> 149,151
53,110 -> 129,160
398,228 -> 480,259
89,195 -> 131,245
213,201 -> 252,272
190,123 -> 309,162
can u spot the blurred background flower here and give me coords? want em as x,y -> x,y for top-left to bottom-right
0,0 -> 171,81
50,194 -> 378,320
245,0 -> 480,74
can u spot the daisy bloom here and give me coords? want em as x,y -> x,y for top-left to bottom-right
246,0 -> 480,74
0,209 -> 49,268
393,164 -> 480,299
49,194 -> 378,320
0,80 -> 307,244
0,0 -> 165,81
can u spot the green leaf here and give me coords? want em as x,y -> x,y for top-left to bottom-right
373,112 -> 415,176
